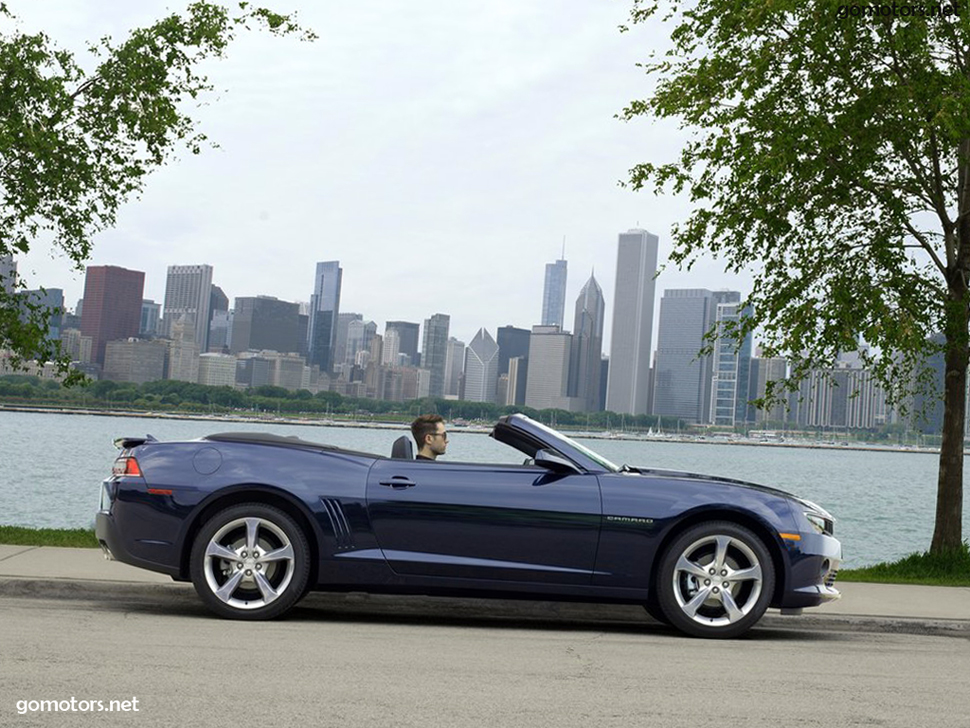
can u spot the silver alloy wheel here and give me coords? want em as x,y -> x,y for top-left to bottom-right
202,516 -> 296,610
670,533 -> 764,627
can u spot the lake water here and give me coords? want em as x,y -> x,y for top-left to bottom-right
1,409 -> 966,568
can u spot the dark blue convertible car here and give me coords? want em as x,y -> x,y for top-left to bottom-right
96,414 -> 841,638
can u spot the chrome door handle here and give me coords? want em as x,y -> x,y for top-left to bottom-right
378,477 -> 416,489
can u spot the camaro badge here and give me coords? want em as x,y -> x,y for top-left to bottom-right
606,516 -> 654,525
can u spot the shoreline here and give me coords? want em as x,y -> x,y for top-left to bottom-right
0,403 -> 946,455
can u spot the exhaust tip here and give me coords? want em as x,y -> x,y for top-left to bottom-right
99,541 -> 115,561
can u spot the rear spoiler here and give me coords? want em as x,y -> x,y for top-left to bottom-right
113,435 -> 158,450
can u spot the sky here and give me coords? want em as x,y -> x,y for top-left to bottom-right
8,0 -> 752,351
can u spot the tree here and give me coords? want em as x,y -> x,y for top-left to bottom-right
623,0 -> 967,553
0,2 -> 313,381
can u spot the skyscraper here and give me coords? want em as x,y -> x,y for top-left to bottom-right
0,253 -> 16,295
709,299 -> 753,426
463,328 -> 500,403
162,264 -> 213,352
541,257 -> 568,328
307,261 -> 342,372
346,319 -> 377,369
525,325 -> 574,411
496,325 -> 531,377
751,355 -> 788,425
168,315 -> 200,383
208,285 -> 229,352
79,265 -> 145,367
421,313 -> 450,398
653,289 -> 741,423
497,325 -> 530,406
443,337 -> 466,397
22,288 -> 64,341
381,327 -> 401,366
230,296 -> 303,355
140,300 -> 161,337
606,229 -> 659,415
334,313 -> 363,370
385,321 -> 421,366
569,274 -> 605,412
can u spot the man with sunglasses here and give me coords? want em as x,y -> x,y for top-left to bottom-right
410,413 -> 449,461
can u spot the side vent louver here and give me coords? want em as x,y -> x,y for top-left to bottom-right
320,498 -> 354,550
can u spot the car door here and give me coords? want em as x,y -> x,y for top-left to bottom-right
365,458 -> 602,585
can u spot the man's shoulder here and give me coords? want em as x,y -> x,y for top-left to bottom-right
416,454 -> 435,461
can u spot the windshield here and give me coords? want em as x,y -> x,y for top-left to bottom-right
527,419 -> 621,472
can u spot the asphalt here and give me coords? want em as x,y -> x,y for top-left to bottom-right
1,544 -> 968,636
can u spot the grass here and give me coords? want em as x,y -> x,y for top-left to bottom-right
838,541 -> 970,587
0,525 -> 99,549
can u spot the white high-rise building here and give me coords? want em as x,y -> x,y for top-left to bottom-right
162,264 -> 213,352
463,328 -> 499,403
606,229 -> 659,415
443,337 -> 465,397
525,325 -> 576,411
381,328 -> 401,366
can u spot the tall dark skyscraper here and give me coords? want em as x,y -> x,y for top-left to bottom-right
307,261 -> 342,372
496,325 -> 531,376
80,265 -> 145,367
385,321 -> 421,366
569,274 -> 605,412
606,229 -> 659,415
230,296 -> 303,355
541,257 -> 568,328
140,300 -> 161,337
421,313 -> 450,398
210,285 -> 229,315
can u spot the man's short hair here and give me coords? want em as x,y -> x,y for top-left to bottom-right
411,414 -> 443,447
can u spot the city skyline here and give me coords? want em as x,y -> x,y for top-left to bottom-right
5,253 -> 900,429
8,231 -> 766,416
15,233 -> 754,371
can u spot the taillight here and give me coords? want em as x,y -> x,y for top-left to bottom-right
112,456 -> 142,477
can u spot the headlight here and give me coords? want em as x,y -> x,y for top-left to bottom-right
805,512 -> 827,535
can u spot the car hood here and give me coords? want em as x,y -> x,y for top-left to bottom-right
627,466 -> 832,518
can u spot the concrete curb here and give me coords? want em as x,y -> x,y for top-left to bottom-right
3,576 -> 968,639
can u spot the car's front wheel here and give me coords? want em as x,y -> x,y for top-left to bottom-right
190,503 -> 310,620
656,521 -> 775,639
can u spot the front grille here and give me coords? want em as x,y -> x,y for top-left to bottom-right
825,569 -> 839,588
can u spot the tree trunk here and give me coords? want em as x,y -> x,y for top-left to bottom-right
932,300 -> 968,554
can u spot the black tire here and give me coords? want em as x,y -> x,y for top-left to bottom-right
656,521 -> 775,639
189,503 -> 310,620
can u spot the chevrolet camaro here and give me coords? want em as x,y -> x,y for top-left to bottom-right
95,413 -> 841,638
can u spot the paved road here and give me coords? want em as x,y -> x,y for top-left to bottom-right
2,589 -> 968,728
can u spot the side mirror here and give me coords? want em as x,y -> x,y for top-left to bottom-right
533,449 -> 580,474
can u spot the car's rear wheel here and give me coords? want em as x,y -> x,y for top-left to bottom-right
190,503 -> 310,620
656,521 -> 774,639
